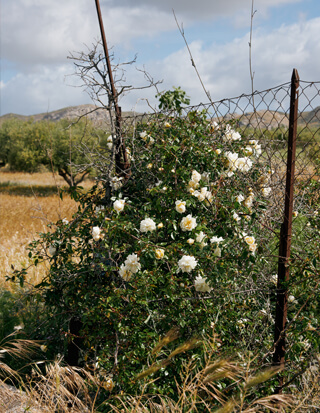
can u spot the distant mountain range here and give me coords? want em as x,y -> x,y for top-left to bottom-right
1,104 -> 320,129
0,104 -> 136,127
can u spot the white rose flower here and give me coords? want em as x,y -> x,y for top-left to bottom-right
187,238 -> 195,245
157,223 -> 164,229
261,187 -> 272,197
107,135 -> 113,150
62,218 -> 69,225
271,274 -> 278,285
92,226 -> 102,241
48,244 -> 56,255
244,235 -> 257,254
119,264 -> 132,281
140,131 -> 147,140
125,147 -> 134,161
233,212 -> 241,222
249,243 -> 257,254
223,125 -> 241,143
188,180 -> 199,190
237,318 -> 248,328
175,200 -> 186,214
155,249 -> 165,259
236,157 -> 253,172
288,295 -> 296,303
110,176 -> 123,190
178,255 -> 198,273
253,144 -> 262,156
210,236 -> 224,244
196,231 -> 206,243
225,151 -> 239,171
180,214 -> 197,232
244,146 -> 254,156
205,191 -> 213,203
215,148 -> 222,155
194,187 -> 208,202
194,275 -> 212,292
124,253 -> 141,274
113,199 -> 125,213
191,170 -> 202,183
307,322 -> 316,331
140,218 -> 157,233
249,140 -> 262,156
211,121 -> 219,131
244,195 -> 254,208
236,194 -> 245,203
244,235 -> 255,246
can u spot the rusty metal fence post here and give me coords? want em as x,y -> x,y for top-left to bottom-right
273,69 -> 299,389
94,0 -> 130,176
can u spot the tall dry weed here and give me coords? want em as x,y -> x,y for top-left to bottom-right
106,334 -> 297,413
0,334 -> 100,413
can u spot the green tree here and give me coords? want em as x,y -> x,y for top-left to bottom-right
44,118 -> 104,187
0,117 -> 106,187
0,118 -> 48,172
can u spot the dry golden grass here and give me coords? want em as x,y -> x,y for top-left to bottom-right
0,172 -> 83,290
0,170 -> 93,188
0,171 -> 67,187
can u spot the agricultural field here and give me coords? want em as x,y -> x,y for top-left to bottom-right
0,171 -> 86,290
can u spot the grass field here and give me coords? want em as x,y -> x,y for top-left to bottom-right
0,171 -> 87,290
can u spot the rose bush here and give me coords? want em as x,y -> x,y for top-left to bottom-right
12,97 -> 320,404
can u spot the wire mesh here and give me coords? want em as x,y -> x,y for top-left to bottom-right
120,78 -> 320,252
118,78 -> 320,378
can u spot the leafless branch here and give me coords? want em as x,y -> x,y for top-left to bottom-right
173,9 -> 218,118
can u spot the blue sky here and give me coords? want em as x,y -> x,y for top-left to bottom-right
1,0 -> 320,115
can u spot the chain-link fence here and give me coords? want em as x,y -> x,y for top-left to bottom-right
117,69 -> 320,385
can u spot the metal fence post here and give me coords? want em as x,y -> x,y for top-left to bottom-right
273,69 -> 299,390
94,0 -> 130,177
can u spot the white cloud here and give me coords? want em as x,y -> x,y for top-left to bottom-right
1,0 -> 176,68
1,0 -> 318,116
1,0 -> 98,66
1,0 -> 303,68
122,16 -> 320,112
1,64 -> 89,115
112,0 -> 302,21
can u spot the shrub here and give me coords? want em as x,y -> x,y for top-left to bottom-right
10,94 -> 320,404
